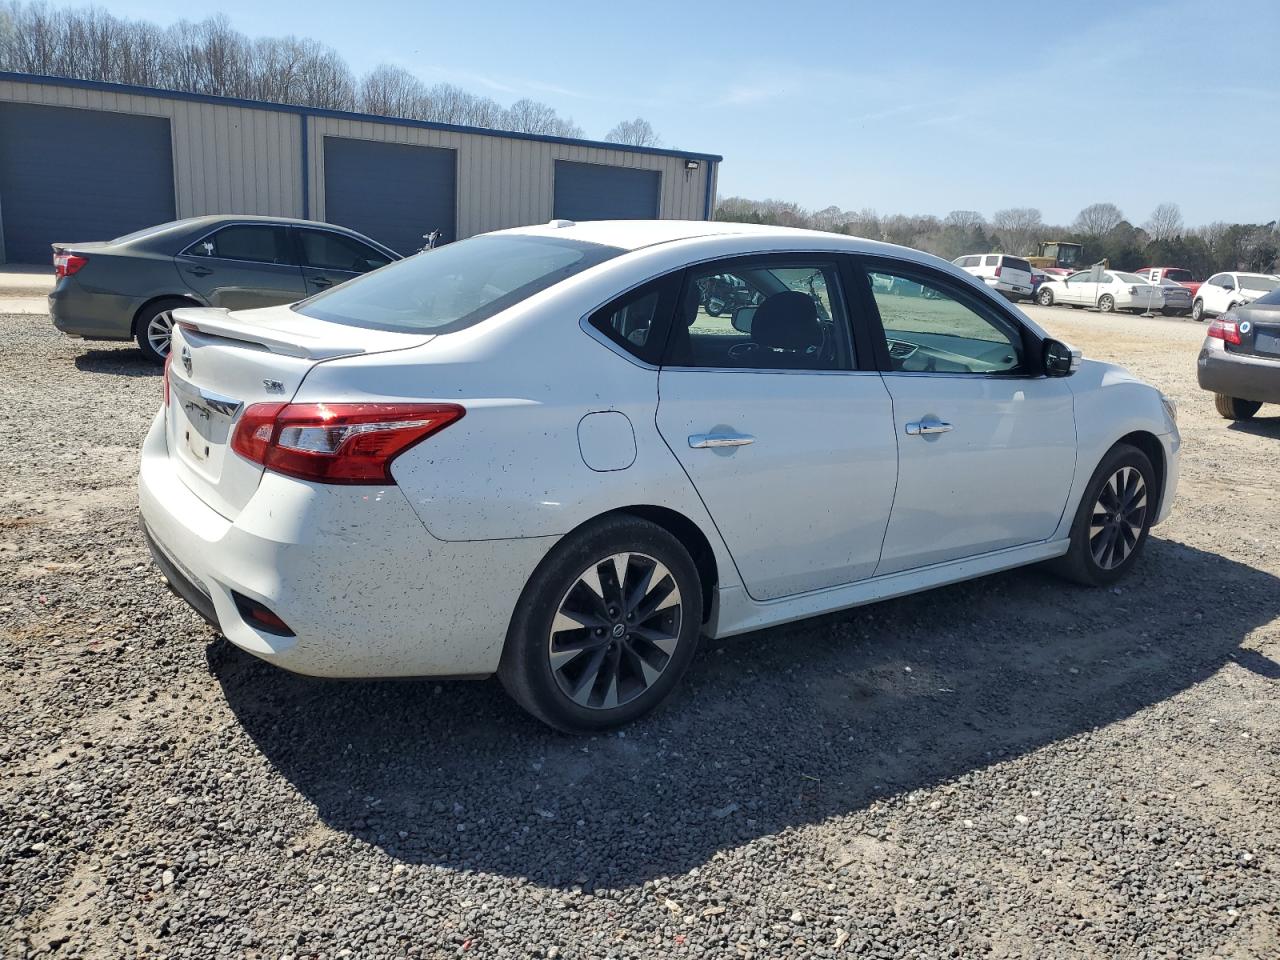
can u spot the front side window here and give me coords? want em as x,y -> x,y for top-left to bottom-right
665,260 -> 852,371
295,234 -> 623,333
185,225 -> 291,264
867,267 -> 1023,375
298,229 -> 392,274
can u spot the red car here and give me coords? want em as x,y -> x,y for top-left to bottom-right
1137,267 -> 1202,297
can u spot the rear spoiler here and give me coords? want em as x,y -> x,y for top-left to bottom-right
171,306 -> 368,360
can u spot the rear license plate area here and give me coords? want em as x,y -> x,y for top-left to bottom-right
1255,331 -> 1280,357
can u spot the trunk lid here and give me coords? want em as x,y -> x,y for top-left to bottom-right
1231,303 -> 1280,360
164,304 -> 433,518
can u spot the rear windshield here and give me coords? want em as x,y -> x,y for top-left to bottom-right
111,219 -> 200,244
1114,272 -> 1148,283
295,234 -> 624,333
1239,275 -> 1279,292
1253,288 -> 1280,306
1002,257 -> 1032,273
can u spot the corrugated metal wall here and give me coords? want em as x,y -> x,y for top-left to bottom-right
0,78 -> 302,219
307,116 -> 711,236
0,76 -> 718,261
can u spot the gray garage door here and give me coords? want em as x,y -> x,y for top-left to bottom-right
323,137 -> 457,256
553,161 -> 660,221
0,103 -> 175,264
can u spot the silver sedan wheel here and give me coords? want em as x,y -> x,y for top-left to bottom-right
548,552 -> 682,710
1090,466 -> 1147,570
146,310 -> 175,357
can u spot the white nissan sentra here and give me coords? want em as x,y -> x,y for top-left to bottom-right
140,220 -> 1180,731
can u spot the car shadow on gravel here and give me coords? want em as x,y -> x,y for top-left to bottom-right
1227,414 -> 1280,438
215,536 -> 1278,890
74,348 -> 158,377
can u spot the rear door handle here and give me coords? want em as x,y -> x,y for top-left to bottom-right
689,432 -> 755,449
186,266 -> 213,277
905,419 -> 953,436
310,276 -> 335,288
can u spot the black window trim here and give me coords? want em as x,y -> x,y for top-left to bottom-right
662,252 -> 864,374
851,254 -> 1046,379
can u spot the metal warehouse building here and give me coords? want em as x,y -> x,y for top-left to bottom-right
0,72 -> 721,264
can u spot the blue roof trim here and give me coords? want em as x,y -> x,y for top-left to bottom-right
0,72 -> 724,163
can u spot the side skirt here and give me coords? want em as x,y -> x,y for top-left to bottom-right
707,539 -> 1071,639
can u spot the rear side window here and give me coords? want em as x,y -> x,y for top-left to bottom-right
984,255 -> 999,266
587,277 -> 680,365
295,234 -> 623,333
185,225 -> 291,264
1002,257 -> 1032,273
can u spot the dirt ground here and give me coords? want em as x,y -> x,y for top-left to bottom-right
1,303 -> 1277,959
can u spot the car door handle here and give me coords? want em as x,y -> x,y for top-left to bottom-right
905,419 -> 953,436
689,432 -> 755,449
186,266 -> 213,277
311,276 -> 335,288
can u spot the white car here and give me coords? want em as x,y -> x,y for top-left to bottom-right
1191,272 -> 1280,322
140,221 -> 1180,731
1035,269 -> 1164,313
951,253 -> 1035,300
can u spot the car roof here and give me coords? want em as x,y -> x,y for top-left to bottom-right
497,219 -> 906,255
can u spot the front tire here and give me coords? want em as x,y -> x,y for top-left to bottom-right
1214,394 -> 1262,421
1098,294 -> 1115,313
1191,299 -> 1205,322
1037,288 -> 1055,306
498,515 -> 704,733
133,298 -> 192,363
1052,443 -> 1155,587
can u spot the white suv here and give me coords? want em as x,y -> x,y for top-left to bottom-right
1192,272 -> 1280,321
952,253 -> 1035,301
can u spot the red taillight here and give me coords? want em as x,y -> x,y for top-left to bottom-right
994,264 -> 1002,278
53,252 -> 88,278
230,402 -> 465,484
1207,316 -> 1241,345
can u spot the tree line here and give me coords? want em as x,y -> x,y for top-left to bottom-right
0,2 -> 660,144
715,198 -> 1280,277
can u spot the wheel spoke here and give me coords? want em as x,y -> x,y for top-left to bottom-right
567,645 -> 609,706
548,550 -> 683,711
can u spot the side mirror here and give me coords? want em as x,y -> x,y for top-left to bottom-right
731,306 -> 757,334
1043,338 -> 1080,377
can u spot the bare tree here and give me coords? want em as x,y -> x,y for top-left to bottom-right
1073,202 -> 1125,237
991,207 -> 1043,255
502,98 -> 582,138
944,209 -> 986,231
605,117 -> 659,147
1144,202 -> 1184,241
358,64 -> 430,119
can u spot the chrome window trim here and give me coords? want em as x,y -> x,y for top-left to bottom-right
177,220 -> 398,268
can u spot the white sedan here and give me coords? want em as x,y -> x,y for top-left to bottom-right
140,221 -> 1180,731
1035,269 -> 1165,313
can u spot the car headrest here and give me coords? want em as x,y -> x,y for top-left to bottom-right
752,290 -> 820,351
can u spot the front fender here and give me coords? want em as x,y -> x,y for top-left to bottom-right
1055,360 -> 1180,536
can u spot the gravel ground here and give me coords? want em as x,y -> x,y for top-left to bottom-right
2,305 -> 1278,959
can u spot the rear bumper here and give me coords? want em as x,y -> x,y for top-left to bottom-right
1197,339 -> 1280,404
137,409 -> 558,678
48,279 -> 137,340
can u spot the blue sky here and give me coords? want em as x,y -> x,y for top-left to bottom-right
54,0 -> 1280,226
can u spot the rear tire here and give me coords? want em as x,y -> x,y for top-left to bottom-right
1052,443 -> 1156,587
1214,394 -> 1262,421
1098,294 -> 1115,313
1191,299 -> 1205,322
498,515 -> 704,733
133,298 -> 193,363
